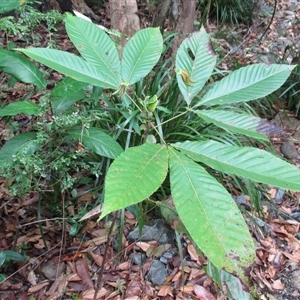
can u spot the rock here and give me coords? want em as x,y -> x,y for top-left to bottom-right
127,219 -> 175,245
147,260 -> 167,285
159,256 -> 168,264
129,253 -> 146,265
162,248 -> 177,259
39,259 -> 66,280
290,212 -> 300,222
281,142 -> 299,160
274,189 -> 285,203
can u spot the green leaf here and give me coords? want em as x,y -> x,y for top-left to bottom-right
100,144 -> 168,219
0,101 -> 39,116
207,261 -> 252,300
175,28 -> 216,105
0,132 -> 37,166
197,64 -> 296,106
65,14 -> 122,88
122,27 -> 163,85
169,147 -> 255,283
196,109 -> 272,141
50,77 -> 87,113
51,77 -> 88,97
68,127 -> 123,159
0,0 -> 20,13
16,48 -> 118,89
174,140 -> 300,191
0,48 -> 46,87
0,250 -> 26,262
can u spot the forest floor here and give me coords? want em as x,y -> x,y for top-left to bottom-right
0,0 -> 300,299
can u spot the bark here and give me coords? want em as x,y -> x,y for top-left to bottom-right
172,0 -> 197,55
109,0 -> 140,45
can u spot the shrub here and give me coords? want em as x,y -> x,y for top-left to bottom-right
1,13 -> 299,292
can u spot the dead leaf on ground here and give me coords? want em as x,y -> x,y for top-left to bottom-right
75,258 -> 93,289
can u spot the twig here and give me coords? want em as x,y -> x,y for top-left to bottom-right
256,0 -> 277,45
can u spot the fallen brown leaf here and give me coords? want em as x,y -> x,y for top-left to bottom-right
75,258 -> 93,289
193,284 -> 216,300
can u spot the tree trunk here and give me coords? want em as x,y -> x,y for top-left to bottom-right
172,0 -> 197,55
109,0 -> 140,45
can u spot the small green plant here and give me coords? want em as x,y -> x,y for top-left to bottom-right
0,0 -> 63,46
0,250 -> 26,281
198,0 -> 254,25
1,13 -> 299,297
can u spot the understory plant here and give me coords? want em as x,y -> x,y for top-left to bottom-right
1,13 -> 299,293
0,0 -> 63,47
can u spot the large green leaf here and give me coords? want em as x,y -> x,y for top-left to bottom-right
65,14 -> 122,88
50,77 -> 87,113
0,0 -> 20,13
174,140 -> 300,191
0,101 -> 39,116
100,144 -> 168,219
121,28 -> 163,85
169,148 -> 255,283
196,109 -> 280,141
0,48 -> 46,88
175,28 -> 216,105
0,132 -> 37,166
68,127 -> 123,159
16,48 -> 117,89
197,64 -> 296,106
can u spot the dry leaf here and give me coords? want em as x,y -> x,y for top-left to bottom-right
75,258 -> 93,289
193,284 -> 216,299
272,279 -> 284,290
136,241 -> 151,252
81,287 -> 107,300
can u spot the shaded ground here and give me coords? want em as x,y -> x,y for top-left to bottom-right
0,0 -> 300,299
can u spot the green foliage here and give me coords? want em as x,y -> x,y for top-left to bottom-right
0,0 -> 63,46
198,0 -> 254,25
0,250 -> 26,267
0,0 -> 22,13
0,48 -> 47,87
1,14 -> 298,296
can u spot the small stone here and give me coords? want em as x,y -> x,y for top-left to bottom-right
290,212 -> 300,222
281,142 -> 298,160
40,259 -> 65,280
163,248 -> 177,259
127,219 -> 175,245
274,189 -> 285,203
159,256 -> 168,264
129,253 -> 146,265
147,259 -> 167,285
